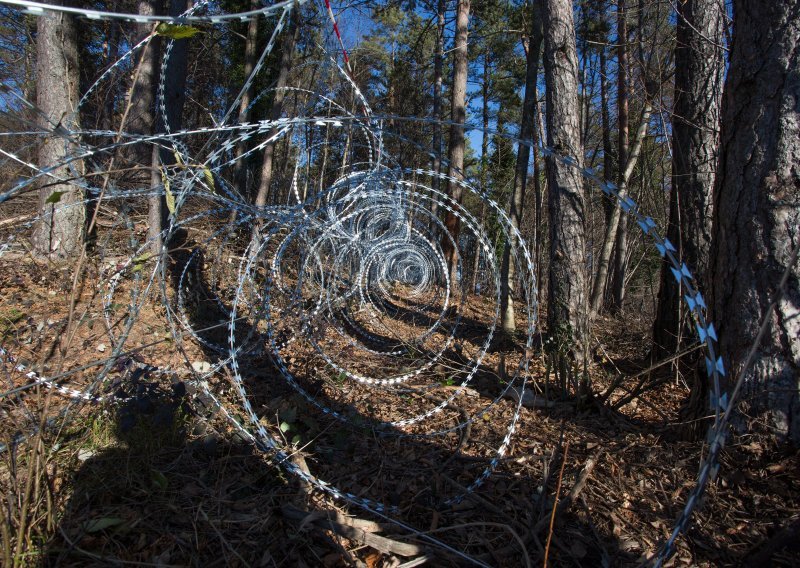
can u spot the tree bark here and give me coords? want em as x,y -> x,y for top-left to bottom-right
144,0 -> 189,255
589,100 -> 652,316
473,50 -> 491,294
652,0 -> 724,356
129,0 -> 159,164
710,0 -> 800,442
254,11 -> 299,208
231,0 -> 261,200
542,0 -> 589,374
32,3 -> 84,260
441,0 -> 470,289
429,0 -> 446,228
599,40 -> 613,206
500,2 -> 543,334
609,0 -> 628,312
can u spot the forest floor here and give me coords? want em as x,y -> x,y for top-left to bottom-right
0,250 -> 798,568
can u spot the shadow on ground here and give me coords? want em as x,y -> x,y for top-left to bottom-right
45,235 -> 649,567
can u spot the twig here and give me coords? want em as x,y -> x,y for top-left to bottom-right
282,504 -> 384,533
543,441 -> 569,568
440,474 -> 517,526
0,214 -> 33,228
397,556 -> 433,568
416,522 -> 531,568
198,505 -> 251,567
281,505 -> 423,557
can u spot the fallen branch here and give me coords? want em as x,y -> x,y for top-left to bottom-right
533,450 -> 601,535
0,214 -> 33,228
282,504 -> 384,533
323,519 -> 423,557
543,441 -> 569,567
281,505 -> 423,557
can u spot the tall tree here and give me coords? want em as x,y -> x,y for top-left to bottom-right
32,3 -> 84,260
231,0 -> 261,199
652,0 -> 724,356
542,0 -> 589,379
441,0 -> 470,288
500,0 -> 543,334
150,0 -> 190,254
588,0 -> 653,316
430,0 -> 445,226
709,0 -> 799,442
610,0 -> 630,311
254,9 -> 299,208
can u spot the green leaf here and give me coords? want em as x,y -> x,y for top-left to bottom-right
45,191 -> 66,204
291,434 -> 302,446
133,253 -> 151,265
131,253 -> 150,273
162,169 -> 175,215
202,166 -> 215,192
279,421 -> 292,433
156,22 -> 201,39
84,517 -> 125,533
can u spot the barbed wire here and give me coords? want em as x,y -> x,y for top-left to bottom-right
0,1 -> 731,565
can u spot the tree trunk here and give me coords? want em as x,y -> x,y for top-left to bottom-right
609,0 -> 629,312
652,0 -> 723,357
534,89 -> 546,305
710,0 -> 800,442
430,0 -> 445,227
589,100 -> 652,316
232,0 -> 260,200
541,0 -> 589,376
145,0 -> 189,255
254,11 -> 299,208
129,0 -> 159,164
500,3 -> 543,334
473,50 -> 491,294
441,0 -> 470,289
599,42 -> 613,205
32,4 -> 84,260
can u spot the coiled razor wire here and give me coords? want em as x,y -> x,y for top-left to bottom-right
0,1 -> 732,565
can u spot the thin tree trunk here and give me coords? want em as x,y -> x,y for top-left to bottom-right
610,0 -> 629,312
148,0 -> 189,255
429,0 -> 445,227
589,100 -> 652,316
232,0 -> 260,201
254,11 -> 299,208
442,0 -> 470,290
652,0 -> 723,357
542,0 -> 589,377
500,2 -> 543,334
532,93 -> 544,306
535,91 -> 547,306
33,3 -> 84,260
599,38 -> 613,221
709,0 -> 799,442
473,50 -> 491,295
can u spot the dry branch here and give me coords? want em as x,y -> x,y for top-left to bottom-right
281,505 -> 423,557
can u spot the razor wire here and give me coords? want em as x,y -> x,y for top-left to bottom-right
0,1 -> 732,565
